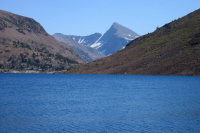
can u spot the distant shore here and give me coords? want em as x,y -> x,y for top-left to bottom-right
0,69 -> 56,74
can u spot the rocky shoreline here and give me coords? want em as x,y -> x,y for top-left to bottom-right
0,69 -> 56,74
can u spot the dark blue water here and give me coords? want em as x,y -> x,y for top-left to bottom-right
0,73 -> 200,133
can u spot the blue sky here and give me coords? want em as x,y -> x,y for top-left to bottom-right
1,0 -> 200,36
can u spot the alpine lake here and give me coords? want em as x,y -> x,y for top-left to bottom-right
0,73 -> 200,132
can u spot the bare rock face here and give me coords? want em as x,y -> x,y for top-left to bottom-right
53,33 -> 105,62
0,10 -> 84,72
56,33 -> 102,46
90,22 -> 140,56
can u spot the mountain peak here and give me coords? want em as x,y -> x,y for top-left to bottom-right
111,22 -> 125,29
90,22 -> 140,56
112,22 -> 121,26
109,22 -> 139,39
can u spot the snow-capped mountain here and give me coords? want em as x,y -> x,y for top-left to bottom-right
59,33 -> 102,46
53,33 -> 105,62
54,22 -> 139,59
90,22 -> 139,56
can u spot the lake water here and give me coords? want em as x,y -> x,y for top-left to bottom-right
0,73 -> 200,133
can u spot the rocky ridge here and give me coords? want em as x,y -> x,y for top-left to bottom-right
0,10 -> 84,73
53,33 -> 105,62
90,22 -> 140,56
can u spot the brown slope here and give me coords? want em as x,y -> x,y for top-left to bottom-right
66,9 -> 200,76
0,10 -> 84,72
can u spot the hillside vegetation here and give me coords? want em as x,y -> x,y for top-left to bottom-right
0,10 -> 84,73
66,9 -> 200,76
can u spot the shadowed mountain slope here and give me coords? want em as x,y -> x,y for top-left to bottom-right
90,22 -> 140,56
56,33 -> 102,46
66,9 -> 200,76
53,33 -> 105,62
0,10 -> 84,72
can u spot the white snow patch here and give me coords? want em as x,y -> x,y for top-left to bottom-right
90,42 -> 104,49
90,34 -> 105,49
90,43 -> 101,48
124,37 -> 133,40
78,38 -> 85,43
